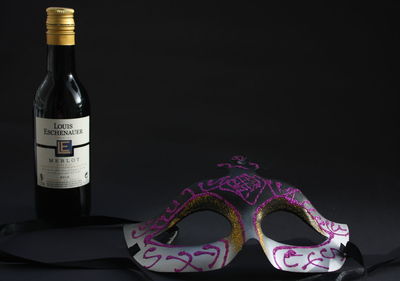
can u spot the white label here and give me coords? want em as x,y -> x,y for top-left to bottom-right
35,116 -> 90,189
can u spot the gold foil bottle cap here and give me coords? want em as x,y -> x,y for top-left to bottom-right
46,7 -> 75,46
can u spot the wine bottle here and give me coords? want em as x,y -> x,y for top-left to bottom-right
34,7 -> 90,220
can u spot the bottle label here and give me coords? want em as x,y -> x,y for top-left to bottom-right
35,116 -> 90,189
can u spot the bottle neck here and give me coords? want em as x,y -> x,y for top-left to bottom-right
47,45 -> 76,75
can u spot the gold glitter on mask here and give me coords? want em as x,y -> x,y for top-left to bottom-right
166,195 -> 245,252
255,197 -> 326,249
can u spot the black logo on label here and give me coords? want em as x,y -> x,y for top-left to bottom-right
56,140 -> 74,157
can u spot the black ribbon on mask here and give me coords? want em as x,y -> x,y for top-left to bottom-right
0,217 -> 398,281
0,216 -> 178,281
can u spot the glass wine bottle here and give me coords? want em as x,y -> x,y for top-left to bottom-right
34,7 -> 90,221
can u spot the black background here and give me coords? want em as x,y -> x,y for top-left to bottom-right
0,1 -> 399,280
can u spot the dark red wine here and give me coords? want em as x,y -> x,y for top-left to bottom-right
34,7 -> 90,220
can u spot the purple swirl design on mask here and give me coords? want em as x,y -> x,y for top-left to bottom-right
232,155 -> 246,161
271,237 -> 334,271
142,247 -> 162,269
194,244 -> 220,269
220,174 -> 265,205
166,251 -> 203,272
267,216 -> 348,271
198,176 -> 230,191
220,239 -> 229,267
283,250 -> 303,268
249,162 -> 260,170
166,200 -> 180,213
217,155 -> 260,171
302,252 -> 329,270
198,174 -> 266,205
320,248 -> 345,261
217,163 -> 249,170
131,219 -> 155,239
297,201 -> 349,238
180,187 -> 196,197
191,239 -> 229,269
266,180 -> 301,199
275,181 -> 283,193
323,221 -> 348,236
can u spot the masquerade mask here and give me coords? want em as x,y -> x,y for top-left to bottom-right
124,156 -> 350,273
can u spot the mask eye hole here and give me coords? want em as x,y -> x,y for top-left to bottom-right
154,211 -> 231,246
261,211 -> 326,246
